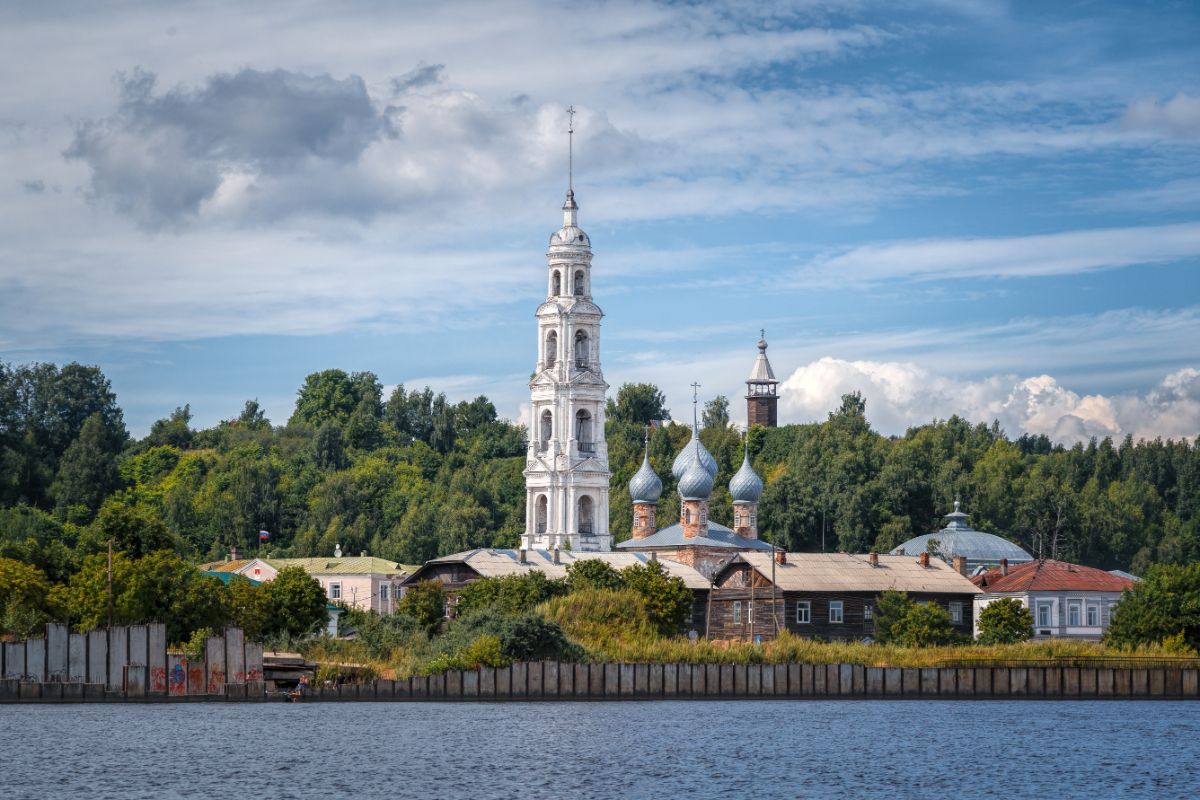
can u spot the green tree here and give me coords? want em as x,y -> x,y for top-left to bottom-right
976,597 -> 1034,644
872,590 -> 913,644
702,395 -> 730,430
312,421 -> 349,471
893,602 -> 959,647
454,572 -> 567,618
565,559 -> 623,592
619,560 -> 692,635
290,369 -> 381,428
0,557 -> 54,634
397,579 -> 447,632
607,383 -> 669,426
50,412 -> 121,519
146,405 -> 194,449
228,575 -> 272,640
265,566 -> 329,638
78,500 -> 178,559
1105,563 -> 1200,651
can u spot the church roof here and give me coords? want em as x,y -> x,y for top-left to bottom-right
747,337 -> 777,383
629,449 -> 663,504
616,521 -> 775,552
892,502 -> 1032,566
729,447 -> 763,503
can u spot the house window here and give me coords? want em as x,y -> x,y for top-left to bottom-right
733,601 -> 743,624
829,601 -> 844,624
380,584 -> 389,602
747,602 -> 754,623
1037,602 -> 1052,628
329,582 -> 342,600
1086,602 -> 1099,627
1067,600 -> 1082,627
796,601 -> 811,624
949,602 -> 963,625
700,509 -> 707,525
863,604 -> 873,621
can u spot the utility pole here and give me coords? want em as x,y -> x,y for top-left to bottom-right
107,539 -> 114,628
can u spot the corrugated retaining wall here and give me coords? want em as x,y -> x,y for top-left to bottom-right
1,624 -> 263,702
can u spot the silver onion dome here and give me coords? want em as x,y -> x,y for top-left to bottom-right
678,450 -> 715,500
671,429 -> 718,480
729,450 -> 763,503
629,451 -> 663,504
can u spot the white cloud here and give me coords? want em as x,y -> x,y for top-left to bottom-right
777,357 -> 1200,444
1121,93 -> 1200,140
799,222 -> 1200,286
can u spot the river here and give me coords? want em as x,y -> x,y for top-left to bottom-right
3,700 -> 1199,798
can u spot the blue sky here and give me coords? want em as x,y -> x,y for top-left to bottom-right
1,0 -> 1198,442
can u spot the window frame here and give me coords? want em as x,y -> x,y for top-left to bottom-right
949,602 -> 963,624
863,603 -> 873,621
1037,601 -> 1052,628
795,601 -> 811,624
732,601 -> 743,624
1067,599 -> 1083,627
829,600 -> 844,624
1086,601 -> 1100,627
329,581 -> 342,601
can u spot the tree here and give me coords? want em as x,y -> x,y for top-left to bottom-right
873,590 -> 913,644
453,572 -> 567,618
619,560 -> 692,635
607,383 -> 669,426
1105,563 -> 1200,651
565,559 -> 623,592
397,579 -> 447,632
893,602 -> 959,647
702,395 -> 730,430
228,575 -> 272,640
0,557 -> 54,635
51,412 -> 121,518
312,421 -> 349,471
265,566 -> 329,638
290,369 -> 381,428
78,500 -> 178,559
976,597 -> 1034,644
235,399 -> 270,430
147,405 -> 194,449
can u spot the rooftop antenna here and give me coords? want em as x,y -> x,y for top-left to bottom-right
566,105 -> 576,194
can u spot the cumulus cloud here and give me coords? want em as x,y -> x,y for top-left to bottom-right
65,67 -> 394,227
778,358 -> 1200,444
392,63 -> 445,93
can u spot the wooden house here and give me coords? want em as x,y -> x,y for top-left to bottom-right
708,551 -> 982,642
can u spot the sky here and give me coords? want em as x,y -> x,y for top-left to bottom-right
1,0 -> 1198,443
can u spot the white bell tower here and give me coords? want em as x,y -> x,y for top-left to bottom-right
521,108 -> 611,552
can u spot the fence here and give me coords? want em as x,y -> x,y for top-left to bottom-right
0,623 -> 263,702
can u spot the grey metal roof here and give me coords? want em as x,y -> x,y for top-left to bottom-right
732,552 -> 983,594
729,450 -> 763,503
629,451 -> 663,504
616,521 -> 775,552
892,502 -> 1032,566
419,548 -> 710,590
747,338 -> 777,383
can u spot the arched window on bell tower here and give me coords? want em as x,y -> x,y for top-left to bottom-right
536,495 -> 548,533
576,409 -> 593,453
574,269 -> 585,296
578,495 -> 594,535
539,410 -> 552,451
552,270 -> 561,296
545,330 -> 557,368
574,330 -> 589,368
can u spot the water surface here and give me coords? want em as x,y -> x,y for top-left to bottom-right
4,700 -> 1199,799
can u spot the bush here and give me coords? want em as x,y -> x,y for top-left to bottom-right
1105,563 -> 1200,651
976,598 -> 1034,645
873,591 -> 912,644
346,609 -> 425,660
453,572 -> 567,618
893,602 -> 959,647
265,566 -> 328,638
539,588 -> 658,646
565,560 -> 623,593
618,560 -> 692,635
397,579 -> 447,633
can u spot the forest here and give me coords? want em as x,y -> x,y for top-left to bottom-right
2,359 -> 1199,591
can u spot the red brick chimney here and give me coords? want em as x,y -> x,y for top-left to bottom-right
774,549 -> 786,565
919,552 -> 930,569
1000,558 -> 1009,576
952,555 -> 967,576
868,551 -> 878,568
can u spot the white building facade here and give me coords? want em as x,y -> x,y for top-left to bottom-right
520,187 -> 612,552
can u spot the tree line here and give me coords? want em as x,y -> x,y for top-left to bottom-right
2,360 -> 1199,639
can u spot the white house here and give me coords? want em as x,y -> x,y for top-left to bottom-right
970,559 -> 1136,640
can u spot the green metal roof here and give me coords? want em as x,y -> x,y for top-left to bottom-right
261,557 -> 410,576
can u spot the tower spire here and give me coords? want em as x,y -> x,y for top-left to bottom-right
691,381 -> 701,430
566,105 -> 576,196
